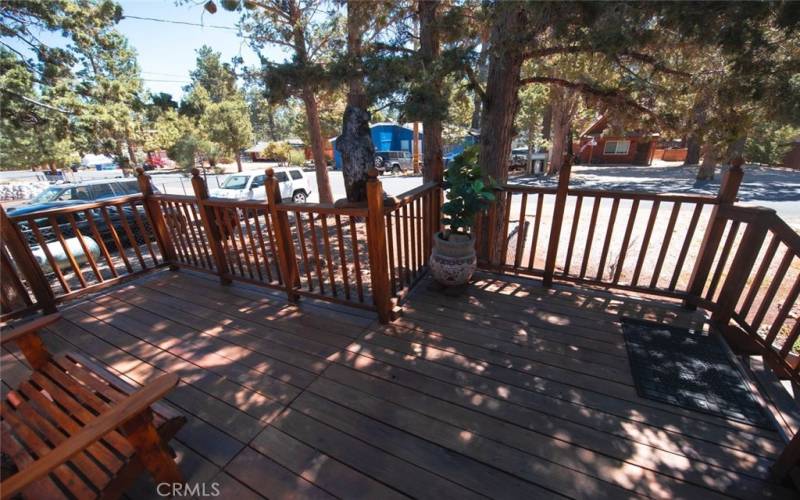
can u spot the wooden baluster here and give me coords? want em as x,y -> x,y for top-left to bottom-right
394,208 -> 405,288
579,196 -> 601,279
100,206 -> 133,273
0,206 -> 56,313
513,193 -> 528,269
191,169 -> 231,284
128,200 -> 158,263
705,220 -> 740,300
738,235 -> 780,318
764,275 -> 800,347
366,168 -> 392,323
83,210 -> 117,278
684,157 -> 744,309
265,168 -> 299,302
498,191 -> 513,270
251,209 -> 274,282
28,218 -> 70,293
596,197 -> 619,281
649,201 -> 682,289
402,204 -> 411,284
613,199 -> 640,284
116,204 -> 146,268
334,215 -> 351,300
170,201 -> 198,267
669,203 -> 704,291
385,212 -> 396,295
307,212 -> 326,293
66,213 -> 103,282
136,168 -> 177,268
48,215 -> 87,288
631,200 -> 661,286
350,217 -> 365,302
294,211 -> 313,289
563,195 -> 583,276
527,193 -> 543,270
243,209 -> 264,282
710,208 -> 772,328
752,250 -> 794,331
181,202 -> 211,269
543,155 -> 572,287
319,215 -> 337,295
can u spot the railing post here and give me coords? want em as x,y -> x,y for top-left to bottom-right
264,168 -> 299,303
366,168 -> 393,323
0,205 -> 56,313
684,157 -> 744,309
710,207 -> 773,327
190,169 -> 232,285
136,167 -> 178,269
543,155 -> 572,287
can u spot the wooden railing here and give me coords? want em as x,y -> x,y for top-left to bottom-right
384,182 -> 440,303
1,193 -> 163,319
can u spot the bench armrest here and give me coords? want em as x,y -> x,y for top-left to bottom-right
0,372 -> 179,499
0,313 -> 61,346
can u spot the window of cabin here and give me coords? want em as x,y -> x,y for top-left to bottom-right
603,140 -> 631,155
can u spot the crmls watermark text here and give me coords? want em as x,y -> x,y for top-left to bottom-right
157,482 -> 221,497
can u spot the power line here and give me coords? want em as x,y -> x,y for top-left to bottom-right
122,15 -> 246,34
142,78 -> 190,83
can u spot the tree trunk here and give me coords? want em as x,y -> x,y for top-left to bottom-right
526,123 -> 534,175
469,28 -> 490,131
697,142 -> 716,180
126,139 -> 137,168
267,106 -> 278,142
338,0 -> 374,203
288,2 -> 334,203
476,2 -> 529,264
235,156 -> 243,173
302,89 -> 333,203
684,135 -> 701,165
546,86 -> 577,175
419,0 -> 443,183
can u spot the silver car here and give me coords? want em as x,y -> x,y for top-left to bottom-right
374,151 -> 412,175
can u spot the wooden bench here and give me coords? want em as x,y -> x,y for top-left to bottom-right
0,313 -> 186,499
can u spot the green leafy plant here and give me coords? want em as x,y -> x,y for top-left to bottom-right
441,146 -> 497,238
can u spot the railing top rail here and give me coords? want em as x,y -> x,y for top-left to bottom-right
7,194 -> 145,221
201,197 -> 268,211
385,182 -> 439,209
566,188 -> 718,204
501,184 -> 559,195
276,201 -> 369,217
151,193 -> 197,203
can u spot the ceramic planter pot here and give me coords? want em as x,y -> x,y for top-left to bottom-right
429,232 -> 477,286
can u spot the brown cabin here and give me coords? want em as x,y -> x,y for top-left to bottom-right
576,115 -> 657,166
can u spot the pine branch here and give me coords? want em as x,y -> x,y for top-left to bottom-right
519,75 -> 658,120
463,63 -> 486,102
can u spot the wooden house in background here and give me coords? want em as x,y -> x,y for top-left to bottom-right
575,115 -> 658,166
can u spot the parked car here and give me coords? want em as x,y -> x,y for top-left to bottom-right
8,179 -> 145,218
209,168 -> 312,203
374,151 -> 412,174
7,178 -> 155,251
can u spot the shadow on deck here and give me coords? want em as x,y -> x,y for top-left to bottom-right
1,269 -> 793,499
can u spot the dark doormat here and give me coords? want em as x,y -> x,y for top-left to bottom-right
620,317 -> 773,429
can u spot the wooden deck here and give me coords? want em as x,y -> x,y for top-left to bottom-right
1,269 -> 794,499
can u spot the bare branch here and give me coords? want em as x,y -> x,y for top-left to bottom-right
463,63 -> 486,102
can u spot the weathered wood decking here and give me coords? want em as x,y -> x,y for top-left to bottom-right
1,269 -> 792,499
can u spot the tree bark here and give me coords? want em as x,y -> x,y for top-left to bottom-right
337,0 -> 374,203
235,156 -> 243,173
419,0 -> 443,183
290,1 -> 333,203
684,135 -> 701,165
697,142 -> 716,180
526,121 -> 534,175
469,27 -> 490,131
547,86 -> 577,174
476,2 -> 530,264
302,89 -> 333,203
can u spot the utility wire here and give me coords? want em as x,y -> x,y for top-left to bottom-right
122,14 -> 251,37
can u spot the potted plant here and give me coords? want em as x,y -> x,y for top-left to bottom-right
430,146 -> 496,286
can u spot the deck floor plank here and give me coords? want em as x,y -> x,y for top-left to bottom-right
7,269 -> 793,499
